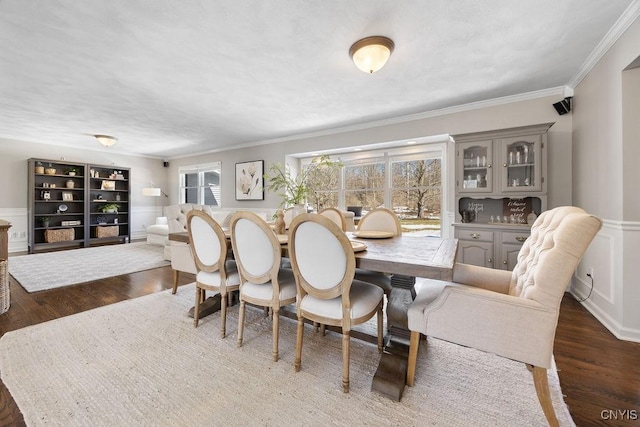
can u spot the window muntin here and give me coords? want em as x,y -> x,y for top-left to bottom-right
179,162 -> 221,206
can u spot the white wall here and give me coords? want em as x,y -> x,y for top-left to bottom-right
571,16 -> 640,341
0,138 -> 168,251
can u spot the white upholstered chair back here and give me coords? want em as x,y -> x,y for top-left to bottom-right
283,207 -> 294,229
509,206 -> 602,309
289,214 -> 354,301
187,210 -> 227,274
230,211 -> 280,284
319,207 -> 346,232
357,207 -> 402,235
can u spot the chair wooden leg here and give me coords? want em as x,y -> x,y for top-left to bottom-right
377,305 -> 383,353
295,316 -> 304,372
220,292 -> 227,339
321,324 -> 326,336
342,330 -> 350,393
272,307 -> 280,362
172,270 -> 179,294
237,300 -> 246,347
529,365 -> 559,427
406,330 -> 420,386
193,285 -> 200,328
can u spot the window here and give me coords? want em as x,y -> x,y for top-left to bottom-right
390,154 -> 442,221
179,162 -> 221,206
344,159 -> 385,212
301,143 -> 444,235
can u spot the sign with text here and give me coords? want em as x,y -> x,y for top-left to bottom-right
503,198 -> 532,224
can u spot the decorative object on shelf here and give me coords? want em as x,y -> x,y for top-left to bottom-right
96,216 -> 106,224
41,190 -> 51,200
96,194 -> 103,200
100,180 -> 115,190
89,169 -> 96,178
115,193 -> 121,202
264,155 -> 342,208
235,160 -> 264,200
349,35 -> 395,74
44,165 -> 56,175
274,209 -> 285,234
57,204 -> 68,214
61,220 -> 81,226
39,217 -> 50,228
45,228 -> 74,243
64,167 -> 78,176
62,192 -> 73,201
65,179 -> 74,189
527,211 -> 537,225
94,134 -> 118,147
34,162 -> 44,174
99,203 -> 119,214
96,225 -> 118,238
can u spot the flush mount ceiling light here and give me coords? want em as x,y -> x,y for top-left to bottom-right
349,36 -> 395,74
94,134 -> 118,147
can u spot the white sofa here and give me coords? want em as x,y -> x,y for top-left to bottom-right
146,216 -> 170,259
163,204 -> 274,294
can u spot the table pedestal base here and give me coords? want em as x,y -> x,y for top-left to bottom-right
187,295 -> 221,318
371,335 -> 410,401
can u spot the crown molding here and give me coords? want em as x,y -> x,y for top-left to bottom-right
568,0 -> 640,88
170,86 -> 565,160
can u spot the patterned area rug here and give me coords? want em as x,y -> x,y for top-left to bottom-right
8,242 -> 169,292
0,284 -> 574,426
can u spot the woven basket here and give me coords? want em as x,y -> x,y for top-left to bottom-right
96,226 -> 119,238
44,228 -> 75,243
1,259 -> 9,314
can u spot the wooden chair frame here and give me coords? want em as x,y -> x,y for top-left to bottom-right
319,207 -> 346,231
230,211 -> 297,362
289,213 -> 383,392
357,207 -> 402,235
187,210 -> 239,338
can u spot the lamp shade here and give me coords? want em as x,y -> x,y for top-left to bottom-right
95,134 -> 118,147
349,36 -> 395,74
142,187 -> 162,197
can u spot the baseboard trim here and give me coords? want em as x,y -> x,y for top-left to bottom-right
570,290 -> 640,343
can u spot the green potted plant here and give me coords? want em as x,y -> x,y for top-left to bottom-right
65,167 -> 78,176
39,217 -> 50,228
100,203 -> 120,214
264,155 -> 342,209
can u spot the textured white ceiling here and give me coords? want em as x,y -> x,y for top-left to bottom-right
0,0 -> 635,158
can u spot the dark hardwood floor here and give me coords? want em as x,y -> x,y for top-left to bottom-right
1,266 -> 639,426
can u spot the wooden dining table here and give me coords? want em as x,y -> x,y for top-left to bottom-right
168,228 -> 458,400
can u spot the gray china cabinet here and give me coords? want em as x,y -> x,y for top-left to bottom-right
453,123 -> 553,270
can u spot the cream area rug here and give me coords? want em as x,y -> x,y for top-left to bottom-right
8,242 -> 169,292
0,284 -> 574,426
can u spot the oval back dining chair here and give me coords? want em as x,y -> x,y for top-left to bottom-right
406,206 -> 602,426
319,207 -> 346,231
289,213 -> 384,393
353,207 -> 402,298
230,211 -> 297,362
187,210 -> 240,338
356,207 -> 402,235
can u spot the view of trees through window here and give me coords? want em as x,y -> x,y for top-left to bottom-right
303,152 -> 442,235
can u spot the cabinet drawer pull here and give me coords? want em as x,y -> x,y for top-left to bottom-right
487,258 -> 492,264
470,233 -> 480,239
503,260 -> 508,264
515,236 -> 527,243
503,163 -> 507,167
487,164 -> 492,168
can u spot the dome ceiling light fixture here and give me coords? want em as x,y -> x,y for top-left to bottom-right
94,134 -> 118,147
349,35 -> 395,74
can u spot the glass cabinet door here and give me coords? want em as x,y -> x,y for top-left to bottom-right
458,140 -> 492,193
499,135 -> 542,192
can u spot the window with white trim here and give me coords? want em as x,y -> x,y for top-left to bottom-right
178,162 -> 221,206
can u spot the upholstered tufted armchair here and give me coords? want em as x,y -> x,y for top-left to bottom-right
406,206 -> 601,427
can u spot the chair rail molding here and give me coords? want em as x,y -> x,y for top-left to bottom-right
0,208 -> 28,253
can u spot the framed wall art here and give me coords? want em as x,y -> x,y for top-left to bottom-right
235,160 -> 264,200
